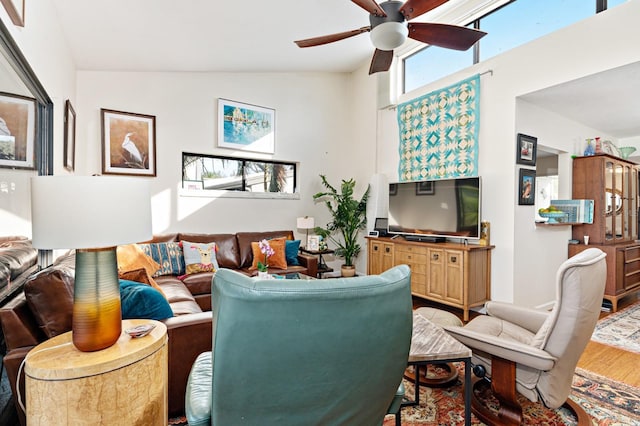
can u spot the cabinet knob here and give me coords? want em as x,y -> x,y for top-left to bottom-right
432,254 -> 439,260
374,246 -> 379,252
450,256 -> 457,263
385,247 -> 390,253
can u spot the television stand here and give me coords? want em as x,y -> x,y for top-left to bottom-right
404,235 -> 446,243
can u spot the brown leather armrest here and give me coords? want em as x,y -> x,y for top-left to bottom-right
297,253 -> 318,278
162,311 -> 213,416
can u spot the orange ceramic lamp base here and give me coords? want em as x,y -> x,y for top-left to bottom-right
72,248 -> 122,352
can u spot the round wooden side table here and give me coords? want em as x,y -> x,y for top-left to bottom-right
25,319 -> 168,425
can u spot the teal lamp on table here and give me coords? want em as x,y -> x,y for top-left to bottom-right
30,176 -> 152,352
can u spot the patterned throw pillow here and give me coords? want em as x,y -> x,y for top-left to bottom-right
117,244 -> 161,277
139,242 -> 185,277
181,241 -> 220,275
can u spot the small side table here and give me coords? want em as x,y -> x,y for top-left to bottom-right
299,247 -> 335,278
25,319 -> 168,425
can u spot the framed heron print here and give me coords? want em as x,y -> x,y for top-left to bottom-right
217,98 -> 275,154
101,108 -> 156,177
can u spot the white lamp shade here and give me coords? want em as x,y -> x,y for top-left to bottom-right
370,22 -> 408,51
31,176 -> 152,249
296,216 -> 315,229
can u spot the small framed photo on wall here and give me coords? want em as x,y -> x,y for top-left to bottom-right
516,133 -> 537,166
518,168 -> 536,205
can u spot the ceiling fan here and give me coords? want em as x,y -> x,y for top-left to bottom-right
294,0 -> 487,75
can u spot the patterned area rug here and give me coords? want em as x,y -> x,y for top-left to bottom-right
381,367 -> 640,426
591,302 -> 640,354
169,367 -> 640,425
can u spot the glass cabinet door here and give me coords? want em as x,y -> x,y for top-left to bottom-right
614,162 -> 623,242
622,164 -> 630,241
605,161 -> 614,241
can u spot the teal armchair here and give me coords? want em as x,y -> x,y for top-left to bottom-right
185,265 -> 413,425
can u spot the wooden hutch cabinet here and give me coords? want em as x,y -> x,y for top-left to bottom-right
367,237 -> 493,321
569,154 -> 640,311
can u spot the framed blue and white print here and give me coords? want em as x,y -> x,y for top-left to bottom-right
217,98 -> 275,154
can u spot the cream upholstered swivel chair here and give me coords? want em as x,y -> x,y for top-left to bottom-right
445,248 -> 606,425
185,265 -> 413,426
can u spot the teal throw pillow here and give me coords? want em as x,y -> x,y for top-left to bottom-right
139,242 -> 185,277
119,279 -> 173,320
285,240 -> 301,266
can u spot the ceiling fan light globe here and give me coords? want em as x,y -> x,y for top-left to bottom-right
370,22 -> 408,51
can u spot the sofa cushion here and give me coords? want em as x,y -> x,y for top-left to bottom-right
119,279 -> 174,320
236,231 -> 294,268
249,238 -> 287,270
24,256 -> 75,338
182,241 -> 219,275
179,233 -> 240,269
139,241 -> 185,276
0,239 -> 38,279
157,279 -> 203,315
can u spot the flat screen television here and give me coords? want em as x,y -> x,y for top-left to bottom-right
388,177 -> 481,242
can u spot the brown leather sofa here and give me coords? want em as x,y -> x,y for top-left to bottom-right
0,230 -> 317,424
0,236 -> 38,307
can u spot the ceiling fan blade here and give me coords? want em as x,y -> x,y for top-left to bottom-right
294,26 -> 371,48
408,22 -> 487,50
352,0 -> 387,16
400,0 -> 448,20
369,49 -> 394,74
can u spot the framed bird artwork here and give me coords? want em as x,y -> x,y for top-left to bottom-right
101,108 -> 156,177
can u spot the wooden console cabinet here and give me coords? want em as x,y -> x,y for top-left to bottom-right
367,237 -> 493,321
569,243 -> 640,312
570,154 -> 640,311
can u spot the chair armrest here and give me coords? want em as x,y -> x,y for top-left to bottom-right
185,351 -> 212,426
296,253 -> 318,278
444,325 -> 556,371
485,301 -> 550,334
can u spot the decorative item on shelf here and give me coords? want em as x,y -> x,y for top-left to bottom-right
307,235 -> 320,251
594,136 -> 602,154
618,146 -> 637,159
318,236 -> 328,251
313,175 -> 369,277
583,138 -> 595,156
538,205 -> 569,223
479,221 -> 490,246
30,176 -> 151,352
296,216 -> 315,249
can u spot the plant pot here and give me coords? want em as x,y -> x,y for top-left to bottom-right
341,265 -> 356,277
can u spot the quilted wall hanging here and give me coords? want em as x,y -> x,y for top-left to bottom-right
397,74 -> 480,181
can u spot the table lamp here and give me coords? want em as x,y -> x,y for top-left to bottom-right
30,176 -> 152,352
296,216 -> 315,249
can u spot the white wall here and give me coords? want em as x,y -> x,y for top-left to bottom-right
75,67 -> 376,273
373,1 -> 640,307
0,0 -> 76,238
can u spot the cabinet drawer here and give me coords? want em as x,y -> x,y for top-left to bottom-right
624,246 -> 640,262
396,251 -> 427,266
396,245 -> 428,256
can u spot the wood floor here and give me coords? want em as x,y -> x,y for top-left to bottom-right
578,292 -> 640,387
413,291 -> 640,388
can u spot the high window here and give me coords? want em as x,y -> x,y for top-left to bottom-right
182,152 -> 297,194
403,0 -> 623,94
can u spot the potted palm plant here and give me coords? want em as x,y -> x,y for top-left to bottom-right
313,175 -> 370,277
